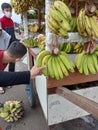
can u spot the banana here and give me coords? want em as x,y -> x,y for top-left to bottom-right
60,20 -> 71,31
59,43 -> 65,51
90,17 -> 98,38
92,16 -> 98,27
41,55 -> 51,76
13,116 -> 18,121
4,115 -> 10,121
46,15 -> 60,29
57,56 -> 69,76
54,56 -> 64,79
46,19 -> 58,34
49,5 -> 66,23
47,57 -> 55,78
87,55 -> 96,74
85,16 -> 92,37
70,17 -> 77,32
78,53 -> 86,74
82,54 -> 89,75
75,51 -> 85,69
91,53 -> 98,72
36,50 -> 50,67
64,43 -> 71,53
95,50 -> 98,56
58,28 -> 68,38
54,0 -> 72,21
52,56 -> 60,80
60,51 -> 75,67
59,53 -> 74,72
0,112 -> 9,118
77,9 -> 85,34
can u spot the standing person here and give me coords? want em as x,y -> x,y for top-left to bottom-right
0,26 -> 11,50
0,26 -> 11,93
0,3 -> 18,73
0,41 -> 27,93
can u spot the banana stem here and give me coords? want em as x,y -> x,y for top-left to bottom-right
49,35 -> 54,54
75,0 -> 79,16
84,42 -> 91,54
56,36 -> 59,48
90,40 -> 97,54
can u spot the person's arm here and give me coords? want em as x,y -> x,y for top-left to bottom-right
0,71 -> 30,87
0,66 -> 46,87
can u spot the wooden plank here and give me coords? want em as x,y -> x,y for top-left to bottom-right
56,87 -> 98,119
47,69 -> 98,88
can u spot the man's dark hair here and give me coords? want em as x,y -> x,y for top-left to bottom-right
1,3 -> 12,10
7,41 -> 27,58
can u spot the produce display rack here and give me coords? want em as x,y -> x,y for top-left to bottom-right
28,49 -> 98,127
23,0 -> 98,129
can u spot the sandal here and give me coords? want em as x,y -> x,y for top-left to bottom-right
0,87 -> 5,94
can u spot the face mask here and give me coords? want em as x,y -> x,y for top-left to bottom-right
5,12 -> 12,18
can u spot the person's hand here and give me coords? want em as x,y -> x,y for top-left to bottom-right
30,65 -> 46,79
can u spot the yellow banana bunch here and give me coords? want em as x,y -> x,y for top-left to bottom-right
77,9 -> 98,38
53,0 -> 72,21
46,1 -> 72,38
10,0 -> 45,14
10,0 -> 29,14
0,101 -> 24,122
72,42 -> 84,53
36,50 -> 75,80
75,50 -> 98,75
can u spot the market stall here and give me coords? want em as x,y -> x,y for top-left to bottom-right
11,0 -> 98,129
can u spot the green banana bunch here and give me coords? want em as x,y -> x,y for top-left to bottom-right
36,50 -> 75,80
59,43 -> 72,53
75,50 -> 98,75
24,38 -> 38,48
46,1 -> 72,38
70,17 -> 77,32
59,42 -> 84,53
77,8 -> 98,38
0,101 -> 24,123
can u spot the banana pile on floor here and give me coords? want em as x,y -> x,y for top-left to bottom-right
46,1 -> 73,38
36,49 -> 75,80
75,49 -> 98,75
77,9 -> 98,38
0,101 -> 24,123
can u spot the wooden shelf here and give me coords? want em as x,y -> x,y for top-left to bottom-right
47,69 -> 98,88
